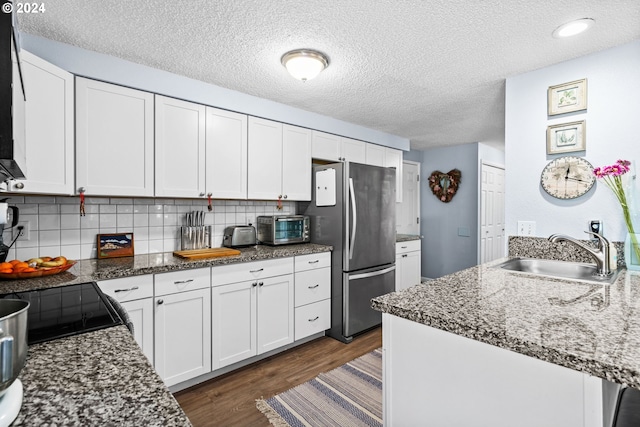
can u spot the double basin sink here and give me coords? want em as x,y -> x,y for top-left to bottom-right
495,257 -> 620,284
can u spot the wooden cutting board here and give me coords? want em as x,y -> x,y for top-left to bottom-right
173,248 -> 241,260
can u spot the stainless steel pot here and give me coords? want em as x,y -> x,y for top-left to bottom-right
0,300 -> 29,397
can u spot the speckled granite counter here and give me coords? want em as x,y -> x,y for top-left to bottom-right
0,243 -> 332,294
396,234 -> 420,242
372,259 -> 640,390
13,326 -> 191,426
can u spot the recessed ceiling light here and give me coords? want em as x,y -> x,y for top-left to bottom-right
552,18 -> 595,38
281,49 -> 329,82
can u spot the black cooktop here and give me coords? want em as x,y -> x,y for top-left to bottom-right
0,282 -> 122,345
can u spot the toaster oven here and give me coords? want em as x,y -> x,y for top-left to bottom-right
257,215 -> 310,245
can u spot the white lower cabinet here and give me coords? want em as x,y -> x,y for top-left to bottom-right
396,240 -> 421,291
294,253 -> 331,340
211,258 -> 295,370
97,275 -> 154,364
154,269 -> 212,387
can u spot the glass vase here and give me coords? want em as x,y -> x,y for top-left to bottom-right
626,232 -> 640,271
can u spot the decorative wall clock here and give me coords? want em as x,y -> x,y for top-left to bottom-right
428,169 -> 462,203
540,156 -> 595,199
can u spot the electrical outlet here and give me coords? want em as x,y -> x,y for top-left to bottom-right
13,221 -> 30,241
517,221 -> 536,236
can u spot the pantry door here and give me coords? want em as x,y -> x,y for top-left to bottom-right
480,163 -> 505,263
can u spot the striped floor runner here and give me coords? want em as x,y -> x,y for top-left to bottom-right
256,348 -> 382,427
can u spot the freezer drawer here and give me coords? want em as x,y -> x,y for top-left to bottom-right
344,264 -> 395,338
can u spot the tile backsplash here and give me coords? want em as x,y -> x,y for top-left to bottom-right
1,195 -> 294,261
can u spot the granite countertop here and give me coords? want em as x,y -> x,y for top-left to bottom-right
13,326 -> 191,426
372,259 -> 640,390
396,234 -> 421,242
0,243 -> 332,294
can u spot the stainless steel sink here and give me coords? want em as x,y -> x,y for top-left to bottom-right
495,257 -> 620,284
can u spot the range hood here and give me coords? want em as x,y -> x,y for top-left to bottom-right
0,5 -> 26,180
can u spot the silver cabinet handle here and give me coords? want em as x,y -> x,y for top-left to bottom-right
284,195 -> 288,199
308,260 -> 319,264
308,316 -> 319,322
308,284 -> 319,289
252,282 -> 257,287
114,286 -> 139,293
157,299 -> 164,305
174,279 -> 194,284
402,254 -> 408,258
13,182 -> 24,190
258,282 -> 264,287
250,268 -> 264,273
401,246 -> 407,249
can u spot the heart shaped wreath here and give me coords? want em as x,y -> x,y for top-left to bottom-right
428,169 -> 462,203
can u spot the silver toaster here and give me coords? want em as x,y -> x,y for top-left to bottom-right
222,225 -> 257,248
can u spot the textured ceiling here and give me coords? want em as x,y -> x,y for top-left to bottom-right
16,1 -> 640,150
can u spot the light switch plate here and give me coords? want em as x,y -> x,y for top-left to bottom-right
517,221 -> 536,236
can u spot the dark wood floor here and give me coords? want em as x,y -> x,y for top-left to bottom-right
174,327 -> 382,427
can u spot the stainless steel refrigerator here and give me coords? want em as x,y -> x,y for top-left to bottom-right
303,162 -> 396,343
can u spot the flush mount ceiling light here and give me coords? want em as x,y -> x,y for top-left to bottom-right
281,49 -> 329,82
552,18 -> 595,38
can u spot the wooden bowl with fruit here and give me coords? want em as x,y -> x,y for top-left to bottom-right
0,256 -> 75,279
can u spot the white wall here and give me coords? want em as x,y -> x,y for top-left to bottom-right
505,40 -> 640,241
20,34 -> 409,151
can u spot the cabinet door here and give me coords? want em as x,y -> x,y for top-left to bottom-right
10,51 -> 74,194
396,251 -> 421,291
247,117 -> 283,200
154,288 -> 211,387
257,274 -> 294,354
282,124 -> 311,201
206,107 -> 248,199
311,130 -> 340,161
212,281 -> 257,369
155,95 -> 205,198
122,298 -> 154,365
340,137 -> 366,163
365,144 -> 385,167
76,77 -> 154,196
385,148 -> 403,203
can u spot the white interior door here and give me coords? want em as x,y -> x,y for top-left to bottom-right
396,161 -> 420,235
480,164 -> 505,263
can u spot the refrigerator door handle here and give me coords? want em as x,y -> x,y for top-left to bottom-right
349,177 -> 357,260
349,265 -> 396,281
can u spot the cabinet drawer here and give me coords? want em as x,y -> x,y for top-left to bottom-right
396,240 -> 421,254
97,275 -> 154,303
155,268 -> 211,296
294,268 -> 331,307
211,258 -> 293,286
295,299 -> 331,341
294,252 -> 331,272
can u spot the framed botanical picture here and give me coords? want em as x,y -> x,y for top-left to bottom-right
546,120 -> 586,155
97,233 -> 134,259
547,78 -> 587,116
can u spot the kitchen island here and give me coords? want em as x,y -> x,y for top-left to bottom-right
13,325 -> 191,426
372,258 -> 640,427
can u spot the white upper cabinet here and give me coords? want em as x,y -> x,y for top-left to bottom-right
76,77 -> 154,197
9,51 -> 74,194
248,117 -> 282,200
340,137 -> 366,163
282,124 -> 312,201
248,117 -> 311,201
311,131 -> 367,164
365,143 -> 386,167
155,95 -> 205,198
311,130 -> 340,161
385,147 -> 403,203
205,107 -> 248,199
